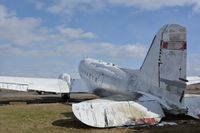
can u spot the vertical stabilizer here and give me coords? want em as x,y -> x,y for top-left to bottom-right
140,24 -> 187,107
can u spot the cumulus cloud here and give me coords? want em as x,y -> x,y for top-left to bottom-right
0,4 -> 97,47
0,4 -> 146,60
0,42 -> 147,60
0,5 -> 44,46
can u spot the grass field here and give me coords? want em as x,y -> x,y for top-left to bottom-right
0,103 -> 131,133
0,103 -> 200,133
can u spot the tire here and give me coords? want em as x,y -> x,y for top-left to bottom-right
37,91 -> 45,95
61,93 -> 70,101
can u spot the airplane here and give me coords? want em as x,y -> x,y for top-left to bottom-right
0,24 -> 200,128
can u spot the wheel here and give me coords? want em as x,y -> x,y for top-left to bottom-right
61,93 -> 70,101
37,91 -> 45,95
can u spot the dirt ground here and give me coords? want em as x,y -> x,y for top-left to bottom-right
0,88 -> 200,133
186,84 -> 200,94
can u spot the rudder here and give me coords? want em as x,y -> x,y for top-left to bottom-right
140,24 -> 187,107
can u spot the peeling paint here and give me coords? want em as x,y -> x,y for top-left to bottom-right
72,99 -> 164,128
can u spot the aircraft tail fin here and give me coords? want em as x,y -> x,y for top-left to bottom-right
140,24 -> 187,105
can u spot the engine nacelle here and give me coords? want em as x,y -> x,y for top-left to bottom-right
59,73 -> 72,100
58,73 -> 71,87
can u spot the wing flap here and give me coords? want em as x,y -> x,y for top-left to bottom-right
72,99 -> 164,127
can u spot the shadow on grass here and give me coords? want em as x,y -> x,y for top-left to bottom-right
52,112 -> 200,132
52,112 -> 93,129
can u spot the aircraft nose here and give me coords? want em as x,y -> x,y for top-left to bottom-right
79,59 -> 87,66
79,59 -> 89,71
79,60 -> 85,69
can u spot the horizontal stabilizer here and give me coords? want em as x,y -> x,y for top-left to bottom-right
72,99 -> 164,127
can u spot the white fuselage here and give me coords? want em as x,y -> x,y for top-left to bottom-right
78,58 -> 187,114
79,58 -> 131,96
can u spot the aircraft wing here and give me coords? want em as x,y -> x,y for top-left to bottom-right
72,94 -> 165,127
187,76 -> 200,85
0,76 -> 70,93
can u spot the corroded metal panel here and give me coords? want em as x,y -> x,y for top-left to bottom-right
72,99 -> 164,128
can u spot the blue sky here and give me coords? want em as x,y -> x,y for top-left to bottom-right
0,0 -> 200,78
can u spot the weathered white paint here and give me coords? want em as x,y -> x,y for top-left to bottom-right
0,76 -> 70,93
77,24 -> 187,114
72,99 -> 164,127
73,24 -> 195,127
0,24 -> 199,128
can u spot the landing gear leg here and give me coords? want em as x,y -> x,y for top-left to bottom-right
61,93 -> 70,101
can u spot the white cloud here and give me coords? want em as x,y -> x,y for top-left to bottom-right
56,25 -> 96,39
46,0 -> 106,14
99,43 -> 146,58
34,0 -> 200,17
2,3 -> 199,77
0,42 -> 147,60
108,0 -> 192,9
0,4 -> 96,47
0,5 -> 44,46
0,4 -> 146,60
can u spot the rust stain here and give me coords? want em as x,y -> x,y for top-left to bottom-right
135,118 -> 157,125
144,118 -> 157,125
197,114 -> 200,119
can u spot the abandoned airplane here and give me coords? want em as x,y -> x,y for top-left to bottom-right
0,24 -> 200,128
